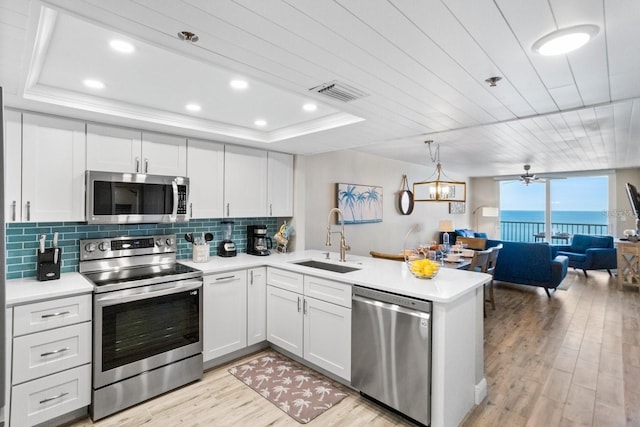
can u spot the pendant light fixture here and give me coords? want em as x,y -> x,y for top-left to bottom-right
413,141 -> 466,202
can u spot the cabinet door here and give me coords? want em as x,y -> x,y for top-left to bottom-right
186,139 -> 224,219
247,267 -> 267,346
266,285 -> 303,357
304,297 -> 351,380
224,145 -> 267,217
142,132 -> 187,176
203,271 -> 247,361
86,123 -> 142,173
4,110 -> 21,222
22,113 -> 86,222
267,152 -> 293,217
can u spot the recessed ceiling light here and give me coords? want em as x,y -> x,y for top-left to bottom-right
303,103 -> 318,112
185,103 -> 201,112
230,79 -> 249,90
254,119 -> 267,127
83,79 -> 105,89
109,39 -> 135,54
532,24 -> 600,56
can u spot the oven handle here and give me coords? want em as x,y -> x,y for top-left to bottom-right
95,279 -> 202,305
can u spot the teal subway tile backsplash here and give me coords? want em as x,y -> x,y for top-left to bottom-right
5,218 -> 279,279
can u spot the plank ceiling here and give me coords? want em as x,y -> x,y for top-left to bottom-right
1,0 -> 639,178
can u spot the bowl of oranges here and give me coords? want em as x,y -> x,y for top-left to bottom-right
408,258 -> 440,279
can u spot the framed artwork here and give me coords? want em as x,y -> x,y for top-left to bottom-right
449,201 -> 466,214
337,183 -> 383,224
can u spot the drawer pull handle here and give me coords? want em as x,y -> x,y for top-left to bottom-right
40,347 -> 70,357
39,392 -> 68,404
215,275 -> 236,282
41,311 -> 70,319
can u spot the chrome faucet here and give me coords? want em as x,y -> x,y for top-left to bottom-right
326,208 -> 350,262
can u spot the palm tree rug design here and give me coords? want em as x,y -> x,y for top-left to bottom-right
228,352 -> 348,424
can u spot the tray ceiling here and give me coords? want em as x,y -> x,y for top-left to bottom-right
1,0 -> 639,178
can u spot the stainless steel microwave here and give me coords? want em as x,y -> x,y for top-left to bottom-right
86,170 -> 189,224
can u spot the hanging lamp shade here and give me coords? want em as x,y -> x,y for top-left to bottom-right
413,141 -> 466,202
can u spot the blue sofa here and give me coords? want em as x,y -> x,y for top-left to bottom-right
554,234 -> 617,277
486,239 -> 569,297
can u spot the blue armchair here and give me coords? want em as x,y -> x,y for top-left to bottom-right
486,240 -> 569,297
555,234 -> 617,277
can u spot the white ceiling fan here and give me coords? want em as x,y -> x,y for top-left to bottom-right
519,164 -> 543,185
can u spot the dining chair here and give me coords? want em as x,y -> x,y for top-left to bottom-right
485,244 -> 503,311
369,250 -> 405,261
469,248 -> 491,273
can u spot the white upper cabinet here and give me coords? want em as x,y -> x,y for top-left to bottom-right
21,113 -> 86,222
142,132 -> 187,176
87,124 -> 187,176
224,145 -> 267,218
186,139 -> 224,219
267,152 -> 293,217
86,123 -> 142,173
4,110 -> 22,222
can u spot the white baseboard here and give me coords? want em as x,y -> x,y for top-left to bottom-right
475,377 -> 488,404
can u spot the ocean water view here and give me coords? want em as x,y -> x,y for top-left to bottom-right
501,210 -> 608,225
500,210 -> 609,242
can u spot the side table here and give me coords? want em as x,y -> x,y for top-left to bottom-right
616,241 -> 640,290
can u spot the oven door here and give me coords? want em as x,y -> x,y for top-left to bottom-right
93,278 -> 202,388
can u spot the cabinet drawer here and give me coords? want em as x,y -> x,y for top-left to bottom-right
12,322 -> 92,384
11,363 -> 90,427
304,276 -> 352,308
204,270 -> 247,285
267,267 -> 303,293
13,294 -> 91,336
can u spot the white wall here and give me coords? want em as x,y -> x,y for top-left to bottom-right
300,150 -> 471,256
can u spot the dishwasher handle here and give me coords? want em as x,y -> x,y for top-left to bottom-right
353,294 -> 432,319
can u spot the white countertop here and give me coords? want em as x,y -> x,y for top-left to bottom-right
181,250 -> 490,304
6,272 -> 94,306
5,250 -> 489,306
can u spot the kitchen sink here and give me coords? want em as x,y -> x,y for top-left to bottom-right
291,260 -> 361,273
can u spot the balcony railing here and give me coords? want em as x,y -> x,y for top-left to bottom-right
500,221 -> 609,243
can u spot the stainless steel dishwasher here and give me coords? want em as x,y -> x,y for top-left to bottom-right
351,285 -> 432,426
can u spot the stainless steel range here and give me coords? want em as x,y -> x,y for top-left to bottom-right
79,234 -> 203,421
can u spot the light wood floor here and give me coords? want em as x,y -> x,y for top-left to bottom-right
65,270 -> 640,427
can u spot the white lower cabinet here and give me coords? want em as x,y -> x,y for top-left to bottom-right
303,296 -> 351,380
266,268 -> 352,380
266,285 -> 304,357
203,270 -> 248,361
11,364 -> 90,427
8,294 -> 92,427
247,267 -> 267,346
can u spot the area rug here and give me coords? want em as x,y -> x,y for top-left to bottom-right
228,352 -> 348,424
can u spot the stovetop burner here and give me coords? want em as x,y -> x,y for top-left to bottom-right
84,263 -> 200,287
79,234 -> 203,293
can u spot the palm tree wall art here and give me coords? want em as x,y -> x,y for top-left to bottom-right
337,183 -> 383,224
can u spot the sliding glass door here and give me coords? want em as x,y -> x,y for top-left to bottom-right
499,181 -> 545,242
499,174 -> 609,242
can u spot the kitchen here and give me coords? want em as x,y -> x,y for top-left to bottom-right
2,1 -> 640,426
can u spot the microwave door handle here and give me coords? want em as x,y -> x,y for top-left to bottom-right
171,180 -> 179,222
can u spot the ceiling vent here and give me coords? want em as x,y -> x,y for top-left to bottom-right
309,80 -> 369,102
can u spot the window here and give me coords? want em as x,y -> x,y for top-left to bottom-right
499,174 -> 609,242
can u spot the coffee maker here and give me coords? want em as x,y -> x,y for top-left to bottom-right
247,225 -> 272,256
217,220 -> 237,257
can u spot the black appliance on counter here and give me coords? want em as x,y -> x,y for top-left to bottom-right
247,225 -> 272,256
217,220 -> 237,257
